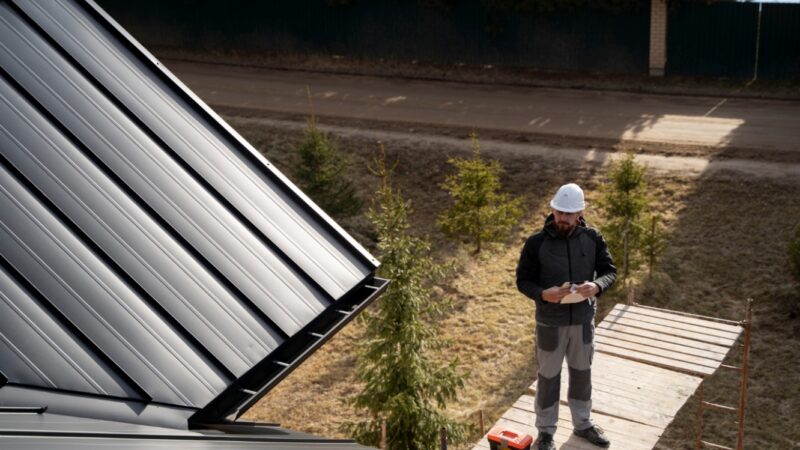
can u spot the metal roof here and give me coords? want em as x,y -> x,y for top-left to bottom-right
0,410 -> 375,449
0,0 -> 386,434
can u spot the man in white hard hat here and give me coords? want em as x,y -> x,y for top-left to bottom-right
516,183 -> 617,450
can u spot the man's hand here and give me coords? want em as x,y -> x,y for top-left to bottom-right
576,282 -> 600,298
542,286 -> 570,303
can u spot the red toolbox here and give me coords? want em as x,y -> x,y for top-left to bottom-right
487,426 -> 533,450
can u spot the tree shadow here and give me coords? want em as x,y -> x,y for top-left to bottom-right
624,153 -> 800,449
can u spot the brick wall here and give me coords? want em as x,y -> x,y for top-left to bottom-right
649,0 -> 667,76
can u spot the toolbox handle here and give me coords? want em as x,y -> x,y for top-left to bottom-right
500,430 -> 519,439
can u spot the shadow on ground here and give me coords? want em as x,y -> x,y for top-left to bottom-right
628,157 -> 800,448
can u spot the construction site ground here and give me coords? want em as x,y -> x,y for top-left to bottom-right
161,58 -> 800,449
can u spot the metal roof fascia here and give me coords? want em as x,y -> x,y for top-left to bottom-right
79,0 -> 379,272
0,412 -> 373,448
0,437 -> 374,450
0,425 -> 364,444
188,277 -> 389,425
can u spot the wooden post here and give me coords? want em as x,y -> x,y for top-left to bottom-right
626,279 -> 635,306
440,426 -> 448,450
381,419 -> 387,450
736,299 -> 753,450
479,409 -> 485,436
649,216 -> 657,280
696,379 -> 704,450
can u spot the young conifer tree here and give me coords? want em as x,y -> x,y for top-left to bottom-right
292,89 -> 361,218
437,133 -> 523,253
641,213 -> 668,279
598,151 -> 660,279
343,147 -> 468,450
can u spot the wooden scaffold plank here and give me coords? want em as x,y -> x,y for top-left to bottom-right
600,314 -> 738,347
471,304 -> 741,450
471,395 -> 663,450
527,353 -> 702,428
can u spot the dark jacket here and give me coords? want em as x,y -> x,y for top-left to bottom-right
516,214 -> 616,326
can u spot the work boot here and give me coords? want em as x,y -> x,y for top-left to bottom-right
573,425 -> 610,448
535,432 -> 555,450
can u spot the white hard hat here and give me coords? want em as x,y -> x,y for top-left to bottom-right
550,183 -> 585,213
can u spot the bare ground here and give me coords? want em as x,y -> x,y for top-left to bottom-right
230,115 -> 800,449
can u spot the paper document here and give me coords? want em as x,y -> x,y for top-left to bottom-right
560,282 -> 589,304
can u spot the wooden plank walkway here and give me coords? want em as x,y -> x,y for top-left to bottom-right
471,304 -> 743,450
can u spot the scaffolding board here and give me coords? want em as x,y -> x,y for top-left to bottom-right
472,304 -> 744,450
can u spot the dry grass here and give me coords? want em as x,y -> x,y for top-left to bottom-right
230,116 -> 800,449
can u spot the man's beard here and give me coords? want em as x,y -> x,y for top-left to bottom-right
556,221 -> 576,236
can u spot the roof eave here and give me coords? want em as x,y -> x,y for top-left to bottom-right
188,276 -> 389,425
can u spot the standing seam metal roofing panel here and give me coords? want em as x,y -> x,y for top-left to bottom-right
0,164 -> 229,406
16,0 -> 373,299
0,264 -> 135,397
74,0 -> 379,275
0,4 -> 329,336
0,75 -> 283,376
0,0 -> 386,427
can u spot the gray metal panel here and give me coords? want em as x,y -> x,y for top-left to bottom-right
0,73 -> 282,376
0,0 -> 383,424
0,413 -> 374,449
16,0 -> 373,299
0,265 -> 135,397
0,412 -> 198,436
0,385 -> 196,429
0,437 -> 373,450
0,440 -> 349,449
0,3 -> 327,336
0,163 -> 229,406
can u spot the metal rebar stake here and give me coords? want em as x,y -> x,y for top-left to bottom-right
696,379 -> 705,450
380,420 -> 387,450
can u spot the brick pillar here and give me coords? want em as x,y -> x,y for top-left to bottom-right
649,0 -> 667,76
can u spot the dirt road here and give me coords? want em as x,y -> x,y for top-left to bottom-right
166,59 -> 800,161
231,117 -> 800,181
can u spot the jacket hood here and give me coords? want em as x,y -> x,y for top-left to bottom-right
543,213 -> 587,238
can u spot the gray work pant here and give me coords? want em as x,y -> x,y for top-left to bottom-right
534,322 -> 595,435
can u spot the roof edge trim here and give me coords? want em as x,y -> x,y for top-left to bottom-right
188,276 -> 390,425
80,0 -> 379,271
0,385 -> 196,428
0,424 -> 361,444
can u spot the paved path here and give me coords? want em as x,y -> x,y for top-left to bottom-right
166,60 -> 800,158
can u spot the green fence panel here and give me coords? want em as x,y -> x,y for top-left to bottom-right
667,1 -> 759,79
99,0 -> 650,74
760,3 -> 800,80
